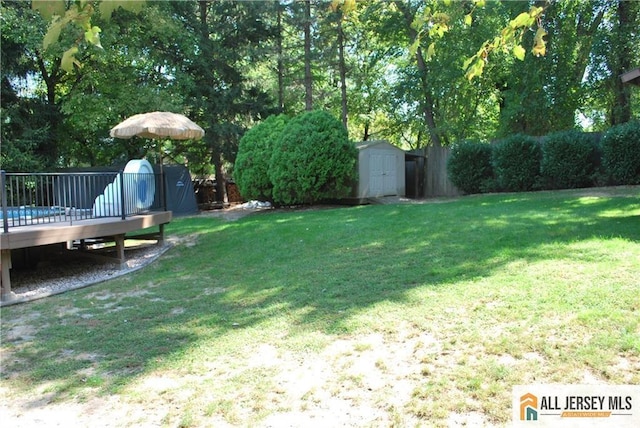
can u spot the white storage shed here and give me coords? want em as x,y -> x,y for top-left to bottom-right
354,140 -> 406,199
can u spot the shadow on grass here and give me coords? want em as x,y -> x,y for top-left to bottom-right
2,189 -> 639,400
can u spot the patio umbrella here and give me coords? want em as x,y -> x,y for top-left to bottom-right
110,111 -> 205,140
109,111 -> 205,211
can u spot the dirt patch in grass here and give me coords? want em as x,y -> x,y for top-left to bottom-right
1,321 -> 454,427
10,317 -> 635,427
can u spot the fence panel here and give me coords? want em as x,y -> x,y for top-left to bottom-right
425,145 -> 461,197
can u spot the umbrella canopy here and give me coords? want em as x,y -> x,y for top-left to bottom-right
110,111 -> 205,140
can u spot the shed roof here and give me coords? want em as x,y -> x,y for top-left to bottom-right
621,68 -> 640,86
355,140 -> 403,151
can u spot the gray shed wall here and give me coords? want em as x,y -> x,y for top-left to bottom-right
354,141 -> 406,199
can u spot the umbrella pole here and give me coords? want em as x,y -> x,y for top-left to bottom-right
159,145 -> 166,212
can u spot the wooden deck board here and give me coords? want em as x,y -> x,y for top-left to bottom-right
0,211 -> 171,302
1,212 -> 171,250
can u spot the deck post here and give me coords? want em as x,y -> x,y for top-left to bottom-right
1,249 -> 16,302
114,234 -> 126,266
119,170 -> 126,220
158,223 -> 165,244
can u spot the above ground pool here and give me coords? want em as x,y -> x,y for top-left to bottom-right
0,206 -> 65,220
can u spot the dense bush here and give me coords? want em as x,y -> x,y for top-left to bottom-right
492,134 -> 542,192
447,141 -> 494,194
269,110 -> 357,205
601,121 -> 640,185
234,114 -> 289,201
540,130 -> 600,189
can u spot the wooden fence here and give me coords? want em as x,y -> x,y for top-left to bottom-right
425,144 -> 461,198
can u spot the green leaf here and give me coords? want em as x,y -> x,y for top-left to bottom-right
32,0 -> 66,21
513,44 -> 526,61
464,14 -> 472,26
84,26 -> 102,48
528,6 -> 544,18
411,12 -> 426,30
426,42 -> 436,60
61,46 -> 79,73
43,17 -> 64,50
343,0 -> 356,14
501,26 -> 514,41
433,12 -> 450,24
532,27 -> 547,56
509,12 -> 534,29
465,58 -> 485,81
409,38 -> 420,57
462,55 -> 475,71
430,23 -> 449,38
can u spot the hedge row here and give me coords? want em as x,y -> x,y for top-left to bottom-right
234,110 -> 357,206
448,121 -> 640,194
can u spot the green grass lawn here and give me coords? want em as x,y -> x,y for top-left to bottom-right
2,187 -> 639,427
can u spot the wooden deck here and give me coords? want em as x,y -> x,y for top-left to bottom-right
0,211 -> 172,302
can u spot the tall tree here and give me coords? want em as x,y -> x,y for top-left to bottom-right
276,1 -> 285,111
248,1 -> 314,116
303,0 -> 313,110
394,1 -> 441,147
341,1 -> 398,143
329,0 -> 357,129
174,0 -> 276,201
58,2 -> 187,166
349,1 -> 503,147
496,0 -> 607,135
2,0 -> 152,169
582,1 -> 639,129
609,0 -> 639,124
1,0 -> 66,169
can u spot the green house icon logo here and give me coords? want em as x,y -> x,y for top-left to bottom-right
520,393 -> 538,421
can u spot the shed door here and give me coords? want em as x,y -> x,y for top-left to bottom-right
370,150 -> 398,197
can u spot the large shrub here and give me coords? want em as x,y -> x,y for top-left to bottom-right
601,121 -> 640,185
234,114 -> 289,201
540,130 -> 600,189
447,140 -> 493,194
269,110 -> 357,205
492,134 -> 542,192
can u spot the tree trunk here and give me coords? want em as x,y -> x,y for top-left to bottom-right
211,150 -> 227,204
276,3 -> 285,112
303,0 -> 313,111
337,14 -> 348,129
611,0 -> 635,125
199,0 -> 208,39
35,52 -> 62,165
363,122 -> 370,142
198,1 -> 226,202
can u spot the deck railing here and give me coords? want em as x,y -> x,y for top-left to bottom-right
1,170 -> 165,233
